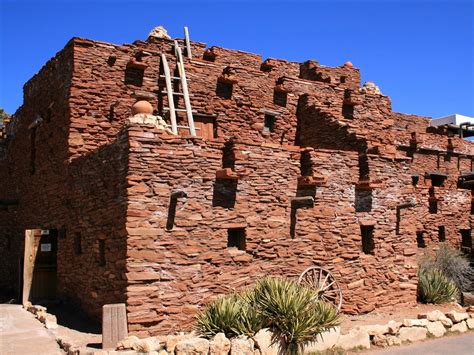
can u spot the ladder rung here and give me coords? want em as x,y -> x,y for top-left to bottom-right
161,91 -> 194,97
163,108 -> 197,113
159,75 -> 185,80
168,125 -> 201,130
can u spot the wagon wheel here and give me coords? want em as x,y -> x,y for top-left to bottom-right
298,266 -> 342,311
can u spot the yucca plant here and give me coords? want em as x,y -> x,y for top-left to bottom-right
417,268 -> 458,304
253,278 -> 340,354
196,293 -> 265,338
418,245 -> 474,292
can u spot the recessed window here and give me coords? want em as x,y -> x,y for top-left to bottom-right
124,67 -> 144,86
340,76 -> 347,84
429,199 -> 438,214
471,200 -> 474,215
438,226 -> 446,242
227,228 -> 246,251
264,114 -> 276,133
342,104 -> 354,119
460,229 -> 472,249
216,81 -> 233,99
411,175 -> 419,186
74,233 -> 82,255
273,90 -> 287,107
30,127 -> 37,175
360,225 -> 375,254
98,240 -> 106,266
416,231 -> 426,248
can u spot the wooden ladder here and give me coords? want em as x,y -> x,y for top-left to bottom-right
160,37 -> 196,136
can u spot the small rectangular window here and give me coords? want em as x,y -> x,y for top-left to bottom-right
340,76 -> 347,84
74,233 -> 82,255
416,231 -> 426,248
460,229 -> 472,249
124,67 -> 144,86
342,104 -> 354,119
216,81 -> 233,99
264,114 -> 275,133
30,127 -> 37,175
98,240 -> 106,266
429,199 -> 438,214
273,90 -> 287,107
438,226 -> 445,242
227,228 -> 246,251
360,225 -> 374,254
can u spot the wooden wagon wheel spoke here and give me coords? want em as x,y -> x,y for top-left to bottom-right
298,266 -> 343,311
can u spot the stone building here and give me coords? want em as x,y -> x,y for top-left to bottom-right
0,28 -> 473,336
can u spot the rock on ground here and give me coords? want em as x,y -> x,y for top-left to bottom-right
398,327 -> 428,342
175,338 -> 210,355
425,321 -> 446,338
230,336 -> 254,355
449,321 -> 468,333
445,311 -> 469,323
209,333 -> 231,355
337,329 -> 370,350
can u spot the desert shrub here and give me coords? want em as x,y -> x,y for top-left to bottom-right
417,268 -> 458,304
253,278 -> 340,354
197,278 -> 341,354
196,293 -> 265,338
418,244 -> 474,292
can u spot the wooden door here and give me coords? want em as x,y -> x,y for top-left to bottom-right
31,230 -> 58,302
194,116 -> 215,140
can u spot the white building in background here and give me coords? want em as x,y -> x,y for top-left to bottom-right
430,114 -> 474,139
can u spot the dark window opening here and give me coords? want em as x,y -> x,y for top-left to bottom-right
98,240 -> 106,266
340,76 -> 347,84
438,226 -> 446,242
361,225 -> 375,255
471,200 -> 474,215
222,141 -> 235,169
30,127 -> 37,175
264,114 -> 276,133
431,175 -> 446,187
227,228 -> 246,251
216,81 -> 233,99
273,90 -> 288,107
355,190 -> 372,212
74,233 -> 82,255
429,199 -> 438,214
412,175 -> 419,186
358,154 -> 370,181
342,104 -> 354,119
416,231 -> 426,248
124,67 -> 144,86
300,151 -> 313,176
460,229 -> 472,249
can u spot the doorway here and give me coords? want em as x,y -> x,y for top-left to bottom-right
23,229 -> 58,305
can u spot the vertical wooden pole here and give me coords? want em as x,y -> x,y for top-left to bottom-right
22,229 -> 40,305
161,54 -> 178,135
174,41 -> 196,136
184,26 -> 192,59
102,303 -> 128,349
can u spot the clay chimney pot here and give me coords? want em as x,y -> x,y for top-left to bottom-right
344,61 -> 353,67
132,100 -> 153,115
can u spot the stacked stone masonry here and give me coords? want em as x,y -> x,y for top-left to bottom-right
0,32 -> 472,335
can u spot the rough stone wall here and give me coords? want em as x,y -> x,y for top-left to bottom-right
123,125 -> 418,336
0,33 -> 472,335
0,42 -> 130,320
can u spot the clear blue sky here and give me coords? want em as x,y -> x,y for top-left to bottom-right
1,0 -> 473,118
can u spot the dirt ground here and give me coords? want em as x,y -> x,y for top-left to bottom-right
340,302 -> 465,334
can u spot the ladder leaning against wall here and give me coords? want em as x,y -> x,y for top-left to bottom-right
160,27 -> 197,137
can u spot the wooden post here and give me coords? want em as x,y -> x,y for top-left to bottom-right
102,303 -> 128,349
174,41 -> 196,136
22,229 -> 41,305
161,54 -> 178,135
184,26 -> 192,59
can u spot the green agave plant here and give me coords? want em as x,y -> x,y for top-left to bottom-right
417,268 -> 458,304
196,293 -> 265,338
196,277 -> 341,355
253,278 -> 340,354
